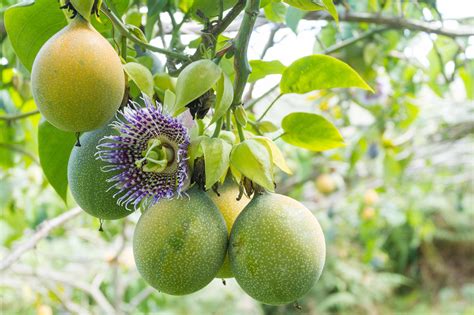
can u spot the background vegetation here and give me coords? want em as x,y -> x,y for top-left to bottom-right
1,0 -> 473,314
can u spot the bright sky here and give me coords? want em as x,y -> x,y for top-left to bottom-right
437,0 -> 474,18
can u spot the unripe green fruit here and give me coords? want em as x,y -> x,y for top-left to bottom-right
31,17 -> 125,132
208,180 -> 250,278
133,187 -> 228,295
68,123 -> 131,220
229,193 -> 326,305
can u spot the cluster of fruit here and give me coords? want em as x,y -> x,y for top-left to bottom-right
31,16 -> 326,305
67,123 -> 326,305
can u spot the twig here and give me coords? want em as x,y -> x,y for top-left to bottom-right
100,3 -> 189,61
128,287 -> 155,310
257,93 -> 282,121
245,83 -> 279,110
0,110 -> 40,122
322,27 -> 389,54
304,11 -> 474,38
0,207 -> 82,271
212,0 -> 246,36
45,282 -> 92,315
12,265 -> 115,314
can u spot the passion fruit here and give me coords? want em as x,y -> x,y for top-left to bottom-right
68,123 -> 132,220
31,17 -> 124,132
229,193 -> 326,305
315,173 -> 336,195
133,187 -> 228,295
208,179 -> 250,278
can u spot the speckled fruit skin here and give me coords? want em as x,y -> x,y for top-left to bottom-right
229,193 -> 326,305
31,17 -> 124,132
208,180 -> 250,278
68,123 -> 131,220
133,187 -> 228,295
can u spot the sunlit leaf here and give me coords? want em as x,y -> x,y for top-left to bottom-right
174,59 -> 222,114
124,62 -> 154,98
263,1 -> 287,23
253,136 -> 292,174
284,0 -> 325,10
248,60 -> 286,83
230,139 -> 274,191
210,73 -> 233,124
280,55 -> 373,94
281,112 -> 344,151
201,137 -> 232,189
163,89 -> 176,116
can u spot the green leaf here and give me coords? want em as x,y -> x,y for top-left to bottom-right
210,73 -> 233,124
145,0 -> 167,40
286,6 -> 306,33
459,61 -> 473,100
124,62 -> 154,98
163,89 -> 176,116
322,0 -> 338,22
38,120 -> 76,202
281,112 -> 344,151
253,136 -> 292,174
107,0 -> 131,17
285,0 -> 338,22
230,139 -> 274,191
280,55 -> 373,94
189,0 -> 237,20
256,121 -> 279,133
284,0 -> 325,10
264,1 -> 287,23
126,24 -> 148,43
5,0 -> 67,71
248,60 -> 286,83
174,59 -> 222,114
201,137 -> 232,189
70,0 -> 94,21
154,72 -> 175,92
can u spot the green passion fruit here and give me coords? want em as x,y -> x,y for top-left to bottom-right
67,123 -> 131,220
229,193 -> 326,305
133,187 -> 228,295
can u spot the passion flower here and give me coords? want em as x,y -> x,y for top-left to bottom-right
97,99 -> 190,210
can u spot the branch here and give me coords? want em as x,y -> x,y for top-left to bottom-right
12,265 -> 115,314
232,0 -> 261,107
305,11 -> 474,37
0,110 -> 40,122
0,142 -> 40,165
100,3 -> 190,61
188,0 -> 246,63
212,0 -> 246,35
0,207 -> 82,271
322,26 -> 389,54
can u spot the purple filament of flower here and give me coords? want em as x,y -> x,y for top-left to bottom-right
97,99 -> 190,210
